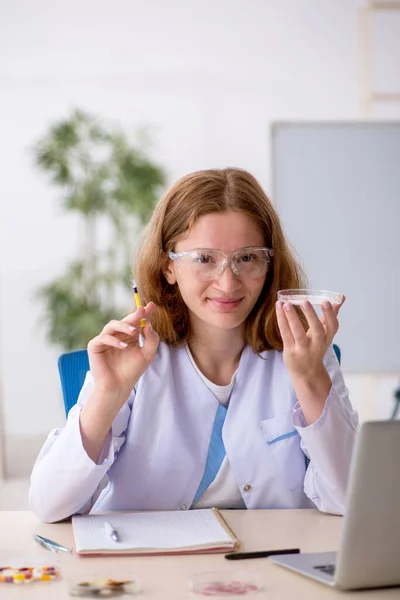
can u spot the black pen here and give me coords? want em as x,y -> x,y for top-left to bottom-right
225,548 -> 300,560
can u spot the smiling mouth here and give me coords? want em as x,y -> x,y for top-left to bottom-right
209,298 -> 242,303
207,297 -> 244,309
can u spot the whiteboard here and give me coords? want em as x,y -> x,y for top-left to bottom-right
271,122 -> 400,373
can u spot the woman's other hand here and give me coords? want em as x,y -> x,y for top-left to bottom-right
79,302 -> 159,463
275,297 -> 345,378
87,302 -> 159,401
275,297 -> 345,424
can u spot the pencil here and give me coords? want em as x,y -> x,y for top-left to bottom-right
132,280 -> 146,327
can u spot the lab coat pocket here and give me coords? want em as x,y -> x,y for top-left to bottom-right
260,412 -> 306,494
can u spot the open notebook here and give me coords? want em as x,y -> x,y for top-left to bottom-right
72,508 -> 240,556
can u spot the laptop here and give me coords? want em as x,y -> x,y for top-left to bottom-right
269,420 -> 400,590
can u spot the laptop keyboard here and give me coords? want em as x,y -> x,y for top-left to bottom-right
314,564 -> 336,576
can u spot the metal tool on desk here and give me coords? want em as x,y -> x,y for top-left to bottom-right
33,534 -> 71,554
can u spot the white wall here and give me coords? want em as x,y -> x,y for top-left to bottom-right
0,0 -> 399,476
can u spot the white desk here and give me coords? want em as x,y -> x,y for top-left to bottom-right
0,509 -> 398,599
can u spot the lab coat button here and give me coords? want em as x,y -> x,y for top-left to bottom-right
243,484 -> 252,492
180,503 -> 188,510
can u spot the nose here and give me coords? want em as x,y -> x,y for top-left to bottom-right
213,261 -> 241,292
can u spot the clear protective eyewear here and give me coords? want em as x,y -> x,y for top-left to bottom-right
168,247 -> 274,281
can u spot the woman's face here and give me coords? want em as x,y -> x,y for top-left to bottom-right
164,211 -> 267,336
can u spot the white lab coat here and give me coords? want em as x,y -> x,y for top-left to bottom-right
29,343 -> 358,522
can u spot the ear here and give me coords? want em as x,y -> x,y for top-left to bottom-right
162,259 -> 177,285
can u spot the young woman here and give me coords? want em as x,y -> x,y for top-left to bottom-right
30,168 -> 358,523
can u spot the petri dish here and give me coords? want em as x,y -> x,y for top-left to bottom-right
277,289 -> 344,306
189,570 -> 262,598
68,575 -> 140,597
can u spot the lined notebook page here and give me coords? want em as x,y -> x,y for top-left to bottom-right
72,509 -> 235,552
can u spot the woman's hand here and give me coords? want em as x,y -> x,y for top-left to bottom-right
275,297 -> 345,424
79,303 -> 159,463
276,298 -> 345,378
87,302 -> 160,402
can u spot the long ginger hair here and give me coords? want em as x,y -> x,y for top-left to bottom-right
134,167 -> 307,352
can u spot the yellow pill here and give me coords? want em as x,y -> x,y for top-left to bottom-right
40,574 -> 52,581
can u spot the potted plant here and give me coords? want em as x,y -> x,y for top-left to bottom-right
33,109 -> 165,351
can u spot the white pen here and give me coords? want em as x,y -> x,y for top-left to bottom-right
104,520 -> 119,543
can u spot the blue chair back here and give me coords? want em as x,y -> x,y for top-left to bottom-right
58,349 -> 89,417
